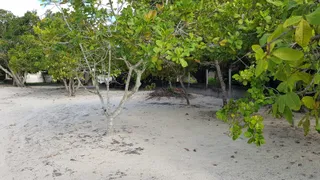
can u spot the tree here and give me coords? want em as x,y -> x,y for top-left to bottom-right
39,0 -> 156,133
0,9 -> 15,82
8,34 -> 44,86
0,10 -> 42,87
39,0 -> 204,133
142,0 -> 205,105
217,1 -> 320,146
35,12 -> 83,96
193,0 -> 284,106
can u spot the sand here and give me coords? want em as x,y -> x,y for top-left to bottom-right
0,86 -> 320,180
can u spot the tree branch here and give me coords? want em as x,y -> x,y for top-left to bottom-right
0,65 -> 13,77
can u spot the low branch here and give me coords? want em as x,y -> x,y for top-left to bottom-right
0,65 -> 13,77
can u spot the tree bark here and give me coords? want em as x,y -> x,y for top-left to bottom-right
0,65 -> 25,87
169,81 -> 172,89
12,72 -> 25,87
62,78 -> 77,96
62,79 -> 68,91
106,44 -> 112,116
106,60 -> 145,134
178,76 -> 190,105
214,60 -> 228,106
69,78 -> 75,96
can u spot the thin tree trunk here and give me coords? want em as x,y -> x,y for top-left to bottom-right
63,78 -> 75,96
42,71 -> 46,83
106,60 -> 145,134
62,79 -> 68,91
214,60 -> 228,106
169,81 -> 172,88
75,77 -> 81,91
23,72 -> 27,84
106,44 -> 112,116
178,76 -> 190,105
94,76 -> 107,113
71,78 -> 75,96
68,78 -> 73,96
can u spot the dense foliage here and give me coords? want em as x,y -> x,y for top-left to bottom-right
1,0 -> 320,142
217,0 -> 320,146
0,10 -> 43,86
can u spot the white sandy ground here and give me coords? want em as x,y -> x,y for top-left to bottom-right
0,86 -> 320,180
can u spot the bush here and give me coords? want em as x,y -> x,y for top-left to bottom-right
145,83 -> 156,90
208,77 -> 218,86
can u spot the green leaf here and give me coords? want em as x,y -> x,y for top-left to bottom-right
274,64 -> 289,80
314,74 -> 320,84
179,58 -> 188,67
252,45 -> 264,60
151,56 -> 158,63
272,103 -> 278,117
286,72 -> 311,91
153,47 -> 161,53
306,7 -> 320,25
267,25 -> 285,43
266,0 -> 284,7
269,57 -> 282,64
156,40 -> 163,47
285,92 -> 301,111
252,45 -> 264,54
295,19 -> 312,48
272,48 -> 303,61
247,138 -> 254,144
283,16 -> 302,27
255,60 -> 268,76
277,82 -> 289,93
302,96 -> 315,109
283,106 -> 293,125
298,116 -> 305,127
244,131 -> 252,138
295,72 -> 312,84
277,95 -> 286,113
259,33 -> 270,46
216,110 -> 227,121
294,0 -> 303,4
268,59 -> 277,71
303,117 -> 310,136
316,121 -> 320,133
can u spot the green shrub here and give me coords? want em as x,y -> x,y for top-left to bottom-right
145,83 -> 156,90
208,77 -> 218,86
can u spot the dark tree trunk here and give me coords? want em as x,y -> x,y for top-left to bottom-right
214,60 -> 228,106
178,76 -> 190,105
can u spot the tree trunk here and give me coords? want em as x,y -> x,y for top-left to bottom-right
68,78 -> 75,96
214,60 -> 228,106
42,71 -> 47,83
62,79 -> 68,90
62,78 -> 77,96
105,60 -> 145,134
11,72 -> 25,87
106,44 -> 112,116
178,76 -> 190,105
